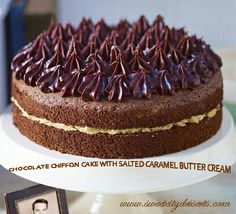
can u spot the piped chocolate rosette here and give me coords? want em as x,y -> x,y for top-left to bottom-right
11,15 -> 222,101
11,16 -> 223,158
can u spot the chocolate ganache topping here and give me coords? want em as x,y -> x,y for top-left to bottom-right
11,15 -> 222,101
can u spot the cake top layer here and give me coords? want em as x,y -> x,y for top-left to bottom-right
11,15 -> 222,101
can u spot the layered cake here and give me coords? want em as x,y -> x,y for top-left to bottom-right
11,15 -> 223,158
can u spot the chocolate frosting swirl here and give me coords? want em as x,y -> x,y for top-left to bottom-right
105,74 -> 130,101
129,68 -> 154,99
36,65 -> 63,93
11,15 -> 222,101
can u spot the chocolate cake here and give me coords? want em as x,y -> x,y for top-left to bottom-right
11,15 -> 223,158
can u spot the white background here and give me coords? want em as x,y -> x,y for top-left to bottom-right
58,0 -> 236,49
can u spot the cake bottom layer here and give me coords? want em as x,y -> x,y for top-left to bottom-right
12,105 -> 222,159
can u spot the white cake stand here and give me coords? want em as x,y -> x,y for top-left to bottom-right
0,106 -> 235,214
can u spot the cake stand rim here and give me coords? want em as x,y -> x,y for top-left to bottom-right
0,106 -> 235,194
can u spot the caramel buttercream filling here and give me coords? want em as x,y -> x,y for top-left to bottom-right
11,97 -> 220,135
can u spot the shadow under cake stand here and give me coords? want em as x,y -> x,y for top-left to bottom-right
0,106 -> 235,214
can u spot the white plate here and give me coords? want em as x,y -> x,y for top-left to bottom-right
0,107 -> 235,194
